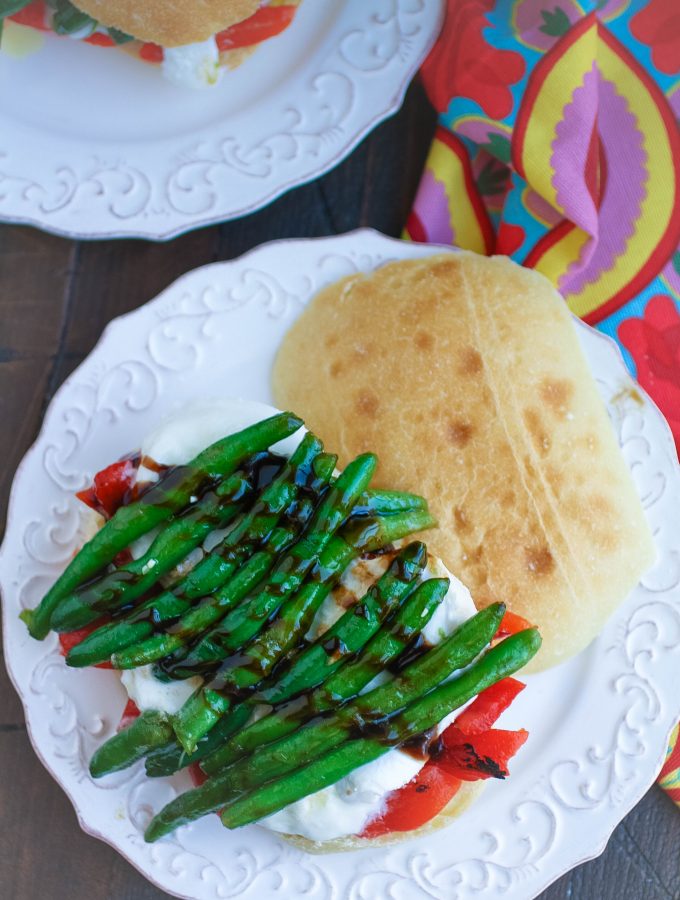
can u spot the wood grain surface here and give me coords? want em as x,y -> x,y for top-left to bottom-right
1,80 -> 678,900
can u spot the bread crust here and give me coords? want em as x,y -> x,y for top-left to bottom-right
275,780 -> 485,853
272,253 -> 656,671
73,0 -> 260,46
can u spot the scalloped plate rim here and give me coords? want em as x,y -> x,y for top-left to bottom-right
0,2 -> 444,241
1,229 -> 679,900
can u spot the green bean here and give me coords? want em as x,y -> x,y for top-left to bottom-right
161,434 -> 325,604
145,704 -> 252,778
201,571 -> 444,775
169,511 -> 432,754
90,710 -> 174,778
218,628 -> 540,830
352,489 -> 427,517
146,519 -> 432,775
64,594 -> 191,670
86,456 -> 339,778
67,436 -> 327,667
209,453 -> 378,651
23,412 -> 303,639
144,605 -> 523,838
202,584 -> 483,791
111,456 -> 338,671
313,576 -> 446,710
258,545 -> 432,706
174,522 -> 427,679
50,471 -> 253,633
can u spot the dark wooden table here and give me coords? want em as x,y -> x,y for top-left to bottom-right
1,80 -> 679,900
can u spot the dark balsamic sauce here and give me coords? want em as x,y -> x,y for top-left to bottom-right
137,449 -> 283,511
443,743 -> 508,779
360,545 -> 395,561
251,453 -> 287,493
400,727 -> 437,761
346,714 -> 401,746
105,451 -> 285,628
321,635 -> 348,661
156,652 -> 221,682
140,455 -> 166,475
387,633 -> 433,674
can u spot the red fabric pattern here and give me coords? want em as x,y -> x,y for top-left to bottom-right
420,0 -> 525,118
630,0 -> 680,76
619,295 -> 680,457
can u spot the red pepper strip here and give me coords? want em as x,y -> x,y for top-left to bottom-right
360,679 -> 528,837
495,610 -> 532,639
118,699 -> 141,731
113,547 -> 134,567
434,727 -> 528,781
85,32 -> 115,47
453,677 -> 525,736
139,42 -> 164,63
9,1 -> 49,30
189,763 -> 209,788
216,5 -> 297,52
59,619 -> 113,669
76,455 -> 140,520
361,765 -> 462,838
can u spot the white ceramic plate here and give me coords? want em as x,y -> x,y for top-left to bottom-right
0,1 -> 442,240
2,231 -> 679,900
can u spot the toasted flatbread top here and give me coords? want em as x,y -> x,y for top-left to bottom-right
272,253 -> 656,670
74,0 -> 259,46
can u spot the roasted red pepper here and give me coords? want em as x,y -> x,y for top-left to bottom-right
495,609 -> 532,639
118,698 -> 141,731
58,619 -> 113,669
85,32 -> 115,47
216,5 -> 297,52
139,42 -> 164,63
360,677 -> 528,837
361,764 -> 462,838
189,762 -> 209,788
434,726 -> 528,781
453,677 -> 524,735
9,1 -> 48,30
76,454 -> 140,519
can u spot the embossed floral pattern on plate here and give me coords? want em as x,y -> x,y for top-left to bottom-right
0,1 -> 443,240
1,231 -> 679,899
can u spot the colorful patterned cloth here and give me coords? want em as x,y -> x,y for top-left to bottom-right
408,0 -> 680,803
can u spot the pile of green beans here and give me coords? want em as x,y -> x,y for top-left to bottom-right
146,620 -> 540,839
22,411 -> 541,841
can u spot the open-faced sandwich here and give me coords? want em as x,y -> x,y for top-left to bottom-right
21,397 -> 541,848
2,1 -> 302,88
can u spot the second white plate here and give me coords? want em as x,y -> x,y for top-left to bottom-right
0,1 -> 442,239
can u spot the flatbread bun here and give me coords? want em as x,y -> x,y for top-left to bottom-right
278,780 -> 485,853
73,0 -> 259,46
272,253 -> 656,671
